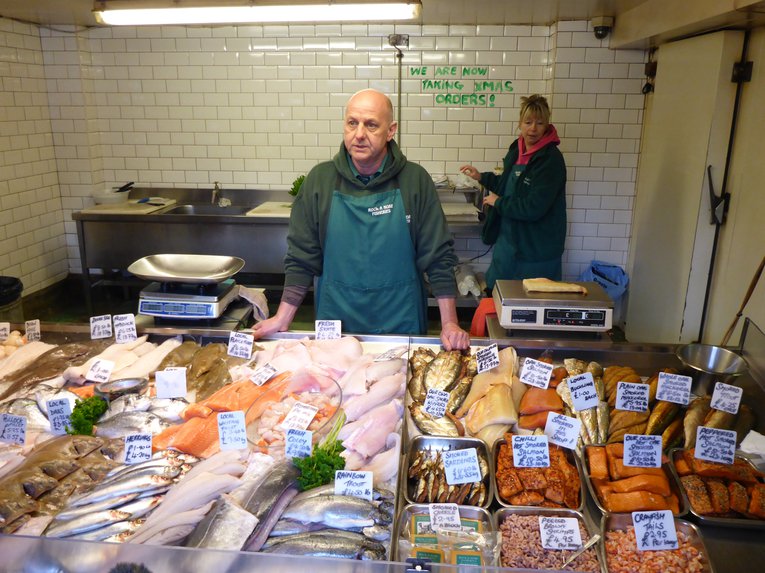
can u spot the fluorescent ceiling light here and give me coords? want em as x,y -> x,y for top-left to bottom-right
94,1 -> 422,25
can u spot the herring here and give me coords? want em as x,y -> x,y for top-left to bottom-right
67,473 -> 174,507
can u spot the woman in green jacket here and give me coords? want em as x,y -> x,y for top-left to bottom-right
461,94 -> 567,291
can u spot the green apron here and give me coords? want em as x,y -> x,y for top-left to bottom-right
316,189 -> 427,335
486,164 -> 562,290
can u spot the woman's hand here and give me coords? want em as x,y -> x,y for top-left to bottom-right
483,191 -> 499,208
459,165 -> 480,182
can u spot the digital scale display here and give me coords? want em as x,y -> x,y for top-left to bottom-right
543,308 -> 607,327
139,299 -> 216,318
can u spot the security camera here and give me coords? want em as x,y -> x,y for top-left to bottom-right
592,16 -> 614,40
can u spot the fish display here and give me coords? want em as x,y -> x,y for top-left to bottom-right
407,447 -> 488,506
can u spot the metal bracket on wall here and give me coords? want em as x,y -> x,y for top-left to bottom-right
731,61 -> 753,83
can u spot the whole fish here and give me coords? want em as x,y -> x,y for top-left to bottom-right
100,464 -> 181,487
45,508 -> 133,537
242,461 -> 300,552
586,361 -> 604,378
94,410 -> 169,439
683,396 -> 712,448
100,393 -> 153,421
6,398 -> 51,432
281,494 -> 392,529
104,455 -> 188,481
596,400 -> 610,443
408,403 -> 464,437
408,347 -> 436,400
261,530 -> 387,560
446,375 -> 472,414
290,483 -> 394,503
703,408 -> 737,431
646,401 -> 680,435
55,493 -> 140,521
579,407 -> 598,445
148,397 -> 189,423
184,493 -> 258,551
67,473 -> 174,508
556,380 -> 575,412
419,350 -> 465,401
157,340 -> 201,370
564,358 -> 587,376
68,518 -> 145,542
661,417 -> 684,450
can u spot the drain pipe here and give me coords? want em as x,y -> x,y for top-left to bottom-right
388,34 -> 409,147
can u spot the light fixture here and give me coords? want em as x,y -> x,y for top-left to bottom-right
94,0 -> 422,26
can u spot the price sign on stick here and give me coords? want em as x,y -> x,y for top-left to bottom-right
443,448 -> 482,485
85,358 -> 115,383
695,427 -> 736,465
616,382 -> 649,412
25,319 -> 41,342
655,372 -> 692,405
217,411 -> 247,450
315,320 -> 341,340
512,435 -> 551,467
335,470 -> 373,500
623,434 -> 662,468
423,389 -> 449,419
113,313 -> 137,344
124,434 -> 153,464
539,517 -> 582,550
47,398 -> 73,435
227,331 -> 254,360
0,414 -> 26,445
544,412 -> 581,450
475,344 -> 500,373
90,314 -> 113,340
155,368 -> 187,399
520,358 -> 554,389
569,373 -> 599,411
250,363 -> 278,386
710,382 -> 742,415
633,510 -> 678,551
285,428 -> 313,459
429,503 -> 462,532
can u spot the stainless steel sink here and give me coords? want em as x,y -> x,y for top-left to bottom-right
161,204 -> 251,215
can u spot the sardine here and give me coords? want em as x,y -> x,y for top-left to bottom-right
409,403 -> 464,437
67,473 -> 174,508
419,350 -> 465,401
94,411 -> 169,439
683,396 -> 712,448
596,400 -> 610,443
733,404 -> 756,445
645,401 -> 680,435
184,493 -> 258,550
281,494 -> 391,529
261,530 -> 387,560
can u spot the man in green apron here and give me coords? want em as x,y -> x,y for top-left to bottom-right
253,89 -> 469,350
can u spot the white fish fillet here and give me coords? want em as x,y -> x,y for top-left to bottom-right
365,358 -> 406,384
361,433 -> 401,486
0,341 -> 56,378
62,335 -> 149,384
340,449 -> 368,471
255,339 -> 312,372
340,399 -> 403,458
181,449 -> 247,482
455,346 -> 517,418
129,501 -> 214,545
337,354 -> 375,397
147,472 -> 241,525
305,336 -> 363,372
111,338 -> 182,380
228,453 -> 276,505
342,371 -> 406,422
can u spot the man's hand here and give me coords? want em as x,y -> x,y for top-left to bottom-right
251,301 -> 298,340
440,321 -> 470,350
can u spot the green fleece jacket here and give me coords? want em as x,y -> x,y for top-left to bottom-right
284,140 -> 458,297
480,139 -> 567,263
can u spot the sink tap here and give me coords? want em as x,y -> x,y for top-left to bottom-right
211,181 -> 221,205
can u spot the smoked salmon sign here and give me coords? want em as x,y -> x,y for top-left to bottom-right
409,66 -> 513,107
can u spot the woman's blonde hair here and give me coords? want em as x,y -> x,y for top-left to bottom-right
519,94 -> 551,124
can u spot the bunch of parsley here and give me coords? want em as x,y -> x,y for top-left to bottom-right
292,411 -> 346,491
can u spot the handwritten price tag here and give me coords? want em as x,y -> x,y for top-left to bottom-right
512,435 -> 550,467
442,448 -> 482,485
47,398 -> 72,435
374,346 -> 406,362
633,510 -> 678,551
710,382 -> 742,415
285,428 -> 313,459
475,344 -> 500,374
0,413 -> 26,445
315,320 -> 341,340
85,358 -> 115,383
616,382 -> 649,412
423,388 -> 450,419
25,319 -> 41,342
155,368 -> 187,399
544,412 -> 581,450
90,314 -> 113,340
335,470 -> 373,500
0,323 -> 9,341
539,517 -> 582,550
217,411 -> 247,450
623,434 -> 662,468
656,372 -> 692,405
520,357 -> 554,389
227,331 -> 254,360
279,403 -> 319,431
695,426 -> 736,465
113,313 -> 137,344
569,373 -> 599,411
250,363 -> 278,386
428,503 -> 462,532
124,434 -> 153,464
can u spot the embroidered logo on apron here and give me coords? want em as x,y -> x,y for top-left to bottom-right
367,203 -> 393,217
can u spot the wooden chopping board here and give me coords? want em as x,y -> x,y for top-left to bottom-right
246,201 -> 293,218
80,199 -> 176,215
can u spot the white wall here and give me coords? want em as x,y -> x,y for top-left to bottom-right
1,18 -> 646,293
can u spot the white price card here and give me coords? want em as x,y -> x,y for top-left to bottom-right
25,319 -> 41,342
0,322 -> 9,341
475,344 -> 500,374
250,363 -> 278,386
124,434 -> 153,464
655,372 -> 692,406
279,402 -> 319,431
569,373 -> 599,411
0,413 -> 27,445
428,503 -> 462,532
544,412 -> 582,450
335,470 -> 373,500
90,314 -> 113,340
520,357 -> 554,389
512,435 -> 551,468
623,434 -> 662,468
423,388 -> 450,419
695,426 -> 736,465
616,382 -> 650,412
539,517 -> 582,550
217,411 -> 247,450
47,398 -> 72,435
315,320 -> 341,340
633,510 -> 678,551
443,448 -> 482,485
710,382 -> 742,415
113,313 -> 137,344
285,428 -> 313,459
155,368 -> 188,399
85,358 -> 115,383
227,331 -> 254,360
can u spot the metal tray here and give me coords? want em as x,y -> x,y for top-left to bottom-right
669,449 -> 765,529
492,436 -> 586,512
127,254 -> 245,284
495,506 -> 604,572
582,444 -> 688,518
404,435 -> 493,508
393,503 -> 494,563
601,513 -> 714,573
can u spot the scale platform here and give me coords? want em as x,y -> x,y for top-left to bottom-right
493,280 -> 613,332
138,279 -> 239,319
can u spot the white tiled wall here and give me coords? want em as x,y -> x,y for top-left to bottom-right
1,18 -> 645,292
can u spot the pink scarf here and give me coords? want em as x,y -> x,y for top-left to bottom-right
516,124 -> 560,165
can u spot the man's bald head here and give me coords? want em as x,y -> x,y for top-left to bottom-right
345,89 -> 394,125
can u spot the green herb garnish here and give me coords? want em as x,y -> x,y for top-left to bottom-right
292,410 -> 346,491
289,174 -> 306,197
66,396 -> 108,436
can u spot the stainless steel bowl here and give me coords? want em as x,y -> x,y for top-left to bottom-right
676,343 -> 748,395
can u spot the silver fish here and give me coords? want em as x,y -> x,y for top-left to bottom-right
94,410 -> 169,439
100,394 -> 153,421
148,397 -> 189,423
55,493 -> 140,521
184,494 -> 258,550
104,456 -> 180,480
67,473 -> 174,508
45,508 -> 133,537
68,518 -> 145,542
34,386 -> 79,418
282,494 -> 392,529
261,530 -> 387,560
117,494 -> 164,519
290,483 -> 394,503
6,398 -> 51,432
100,464 -> 181,487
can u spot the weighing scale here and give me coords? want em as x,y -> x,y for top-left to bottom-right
492,280 -> 613,333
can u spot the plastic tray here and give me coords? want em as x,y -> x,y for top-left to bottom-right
127,254 -> 244,284
669,448 -> 765,529
492,436 -> 586,512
